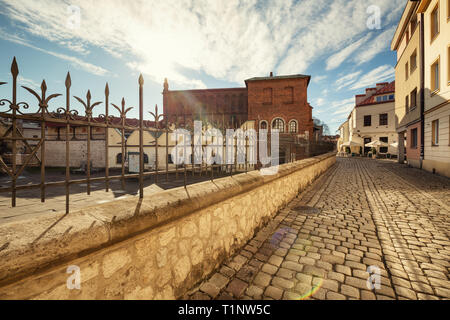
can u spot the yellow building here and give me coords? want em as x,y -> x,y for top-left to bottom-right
391,1 -> 423,168
337,119 -> 350,153
418,0 -> 450,177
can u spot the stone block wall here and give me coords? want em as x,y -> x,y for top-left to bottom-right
0,153 -> 336,299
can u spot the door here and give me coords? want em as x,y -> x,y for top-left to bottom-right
364,138 -> 372,155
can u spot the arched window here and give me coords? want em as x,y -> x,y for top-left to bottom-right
272,118 -> 285,133
116,153 -> 123,164
144,153 -> 149,164
289,120 -> 298,133
260,120 -> 268,130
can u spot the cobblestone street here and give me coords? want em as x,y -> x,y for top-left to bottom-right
185,157 -> 450,300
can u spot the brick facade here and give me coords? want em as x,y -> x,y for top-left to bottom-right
163,74 -> 314,140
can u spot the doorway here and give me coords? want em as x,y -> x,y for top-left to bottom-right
364,137 -> 372,155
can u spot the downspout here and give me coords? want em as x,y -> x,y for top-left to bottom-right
419,13 -> 425,168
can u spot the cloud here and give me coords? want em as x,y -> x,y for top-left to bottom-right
335,70 -> 362,91
333,103 -> 354,115
312,75 -> 327,83
0,0 -> 405,88
315,98 -> 325,106
349,65 -> 394,90
18,76 -> 40,90
326,34 -> 371,71
354,26 -> 396,65
0,28 -> 108,76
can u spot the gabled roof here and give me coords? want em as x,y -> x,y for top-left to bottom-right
357,81 -> 395,106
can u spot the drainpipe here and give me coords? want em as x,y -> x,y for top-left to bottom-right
419,13 -> 425,169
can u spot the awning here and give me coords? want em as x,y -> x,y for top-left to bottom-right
341,141 -> 361,147
365,140 -> 388,147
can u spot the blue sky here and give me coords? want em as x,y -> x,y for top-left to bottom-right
0,0 -> 405,133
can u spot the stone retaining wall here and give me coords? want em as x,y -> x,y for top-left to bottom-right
0,153 -> 336,299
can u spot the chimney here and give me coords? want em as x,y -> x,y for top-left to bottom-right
163,78 -> 169,92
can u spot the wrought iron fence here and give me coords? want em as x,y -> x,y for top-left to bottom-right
0,57 -> 334,214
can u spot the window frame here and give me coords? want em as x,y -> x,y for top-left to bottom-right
405,95 -> 409,114
288,119 -> 298,133
271,118 -> 285,133
448,45 -> 450,86
410,88 -> 417,110
263,88 -> 273,105
410,50 -> 417,74
432,119 -> 439,146
448,0 -> 450,21
379,113 -> 388,126
363,115 -> 372,127
431,56 -> 440,94
430,2 -> 440,43
411,128 -> 418,149
284,86 -> 294,104
405,61 -> 409,80
259,120 -> 268,130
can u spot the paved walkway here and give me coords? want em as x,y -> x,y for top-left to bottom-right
185,158 -> 450,300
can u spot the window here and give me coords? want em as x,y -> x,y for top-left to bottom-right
376,96 -> 381,102
382,95 -> 388,101
284,87 -> 294,104
448,46 -> 450,85
410,50 -> 417,73
272,118 -> 285,132
431,3 -> 439,40
379,114 -> 388,126
389,94 -> 395,100
432,119 -> 439,146
431,58 -> 440,92
116,153 -> 123,164
405,95 -> 409,113
405,62 -> 409,80
144,154 -> 149,164
410,88 -> 417,110
406,29 -> 410,44
411,128 -> 418,148
410,14 -> 417,32
260,120 -> 268,130
364,115 -> 372,127
448,0 -> 450,20
379,147 -> 388,153
289,120 -> 298,133
263,88 -> 272,105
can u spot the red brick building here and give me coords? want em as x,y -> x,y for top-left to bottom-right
162,73 -> 314,140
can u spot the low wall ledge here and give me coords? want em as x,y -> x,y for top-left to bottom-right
0,152 -> 336,287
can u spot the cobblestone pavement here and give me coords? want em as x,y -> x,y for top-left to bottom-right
185,158 -> 450,300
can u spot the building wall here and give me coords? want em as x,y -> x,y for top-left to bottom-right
163,88 -> 248,127
406,121 -> 422,167
45,140 -> 106,168
421,0 -> 450,177
247,78 -> 313,138
423,106 -> 450,177
394,14 -> 422,133
352,102 -> 398,154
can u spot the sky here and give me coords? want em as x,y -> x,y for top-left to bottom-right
0,0 -> 405,134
